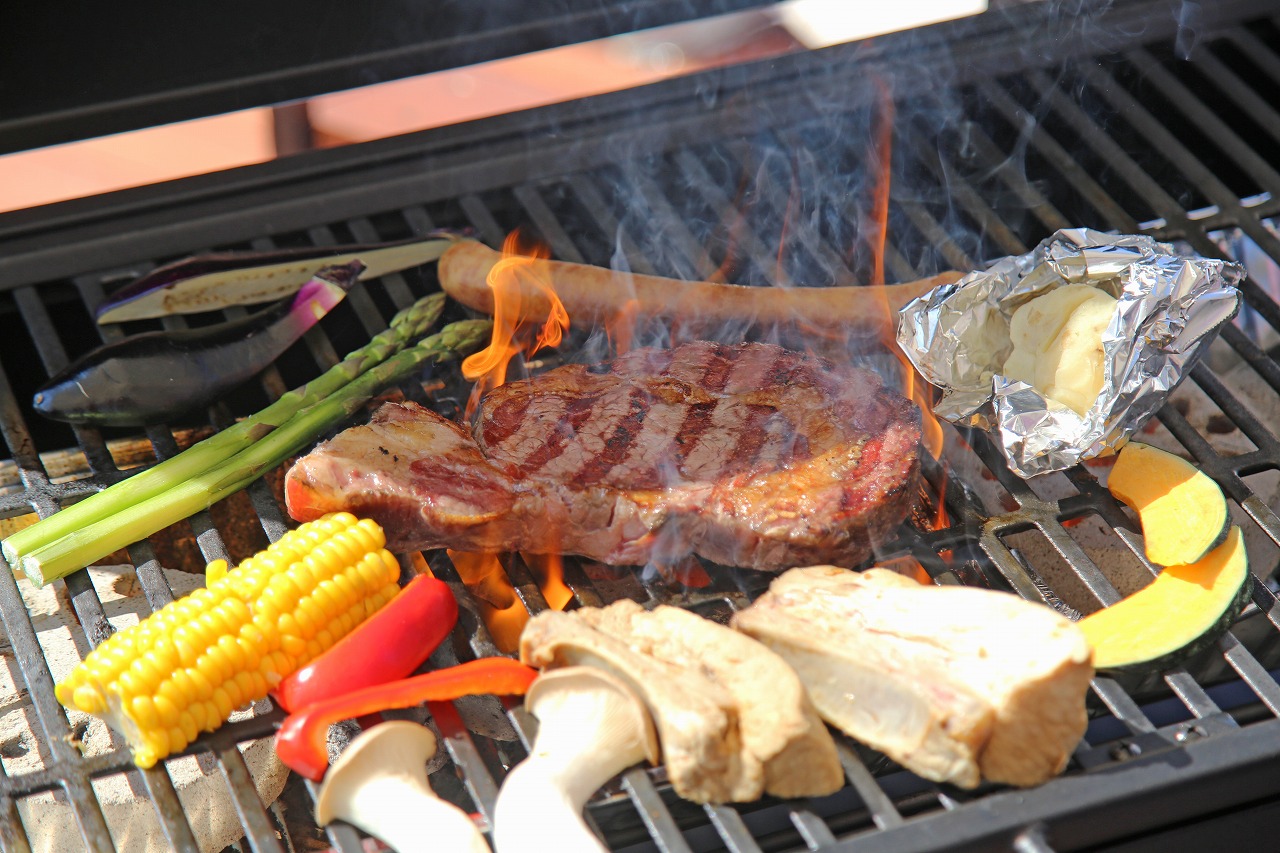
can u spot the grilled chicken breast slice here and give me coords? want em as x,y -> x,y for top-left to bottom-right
732,567 -> 1093,788
520,609 -> 754,803
576,600 -> 843,799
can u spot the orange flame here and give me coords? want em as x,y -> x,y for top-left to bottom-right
446,550 -> 528,653
933,466 -> 951,530
901,363 -> 945,461
777,171 -> 797,286
522,552 -> 574,611
462,231 -> 569,417
868,77 -> 894,290
878,555 -> 932,585
857,76 -> 947,464
453,232 -> 578,645
606,298 -> 642,356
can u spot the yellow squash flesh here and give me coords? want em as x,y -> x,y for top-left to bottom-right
1108,442 -> 1229,567
1079,526 -> 1249,673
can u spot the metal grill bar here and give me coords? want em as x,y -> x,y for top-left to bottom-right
0,4 -> 1276,852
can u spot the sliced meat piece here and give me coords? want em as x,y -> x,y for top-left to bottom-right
576,600 -> 843,799
286,341 -> 920,571
732,567 -> 1093,788
519,609 -> 756,803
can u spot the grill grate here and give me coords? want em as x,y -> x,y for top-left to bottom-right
2,2 -> 1280,851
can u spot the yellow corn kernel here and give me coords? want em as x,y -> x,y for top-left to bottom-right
152,694 -> 180,730
73,685 -> 105,715
200,701 -> 220,732
130,696 -> 159,731
186,667 -> 214,702
212,687 -> 236,721
167,726 -> 187,754
55,512 -> 401,769
291,599 -> 319,639
179,711 -> 199,744
280,635 -> 306,659
205,558 -> 229,586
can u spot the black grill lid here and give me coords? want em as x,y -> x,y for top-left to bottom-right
1,1 -> 1280,851
0,0 -> 772,156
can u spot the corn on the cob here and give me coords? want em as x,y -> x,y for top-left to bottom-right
55,512 -> 402,768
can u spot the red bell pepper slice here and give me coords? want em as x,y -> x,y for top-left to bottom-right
275,657 -> 538,781
272,574 -> 459,713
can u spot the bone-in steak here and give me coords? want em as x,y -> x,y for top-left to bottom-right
285,340 -> 920,571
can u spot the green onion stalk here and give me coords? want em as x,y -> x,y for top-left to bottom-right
4,292 -> 440,570
21,318 -> 491,587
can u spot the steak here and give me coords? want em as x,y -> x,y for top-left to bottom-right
285,340 -> 921,571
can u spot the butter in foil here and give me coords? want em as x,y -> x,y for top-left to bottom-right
896,228 -> 1243,477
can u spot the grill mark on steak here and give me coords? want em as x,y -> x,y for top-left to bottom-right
480,392 -> 533,447
609,344 -> 749,487
489,394 -> 570,468
679,347 -> 786,480
532,384 -> 635,480
286,341 -> 922,571
726,403 -> 781,474
606,345 -> 728,488
578,387 -> 652,485
610,398 -> 705,488
521,349 -> 700,483
722,343 -> 787,394
663,341 -> 733,391
515,394 -> 599,475
613,345 -> 678,378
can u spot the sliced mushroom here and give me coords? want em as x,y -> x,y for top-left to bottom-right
494,667 -> 658,853
520,608 -> 756,803
577,601 -> 844,799
314,721 -> 487,853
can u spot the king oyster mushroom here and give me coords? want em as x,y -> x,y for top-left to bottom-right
494,667 -> 658,853
314,721 -> 487,853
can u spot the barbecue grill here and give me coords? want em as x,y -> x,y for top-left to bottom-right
3,0 -> 1280,850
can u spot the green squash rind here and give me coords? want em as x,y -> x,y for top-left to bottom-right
1109,442 -> 1230,567
1092,553 -> 1252,678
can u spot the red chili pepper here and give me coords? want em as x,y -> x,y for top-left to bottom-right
272,574 -> 459,713
274,657 -> 539,780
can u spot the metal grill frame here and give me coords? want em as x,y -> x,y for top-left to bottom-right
1,1 -> 1280,850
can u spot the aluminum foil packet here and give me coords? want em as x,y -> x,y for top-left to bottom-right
897,228 -> 1243,477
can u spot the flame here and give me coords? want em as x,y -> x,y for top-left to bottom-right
878,555 -> 933,585
409,551 -> 436,579
933,466 -> 951,530
672,560 -> 712,588
606,298 -> 642,356
711,172 -> 754,284
522,552 -> 574,611
462,231 -> 569,418
777,171 -> 797,286
855,75 -> 947,463
447,550 -> 528,653
868,77 -> 894,290
452,234 -> 580,644
900,362 -> 945,461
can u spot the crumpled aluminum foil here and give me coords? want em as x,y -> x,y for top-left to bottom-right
897,228 -> 1243,477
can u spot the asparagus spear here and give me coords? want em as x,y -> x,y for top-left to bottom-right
3,293 -> 446,566
22,319 -> 492,587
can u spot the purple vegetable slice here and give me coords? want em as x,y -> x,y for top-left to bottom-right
34,262 -> 364,426
95,235 -> 455,323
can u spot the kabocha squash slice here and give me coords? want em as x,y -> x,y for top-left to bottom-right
1108,442 -> 1229,567
1078,526 -> 1251,675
